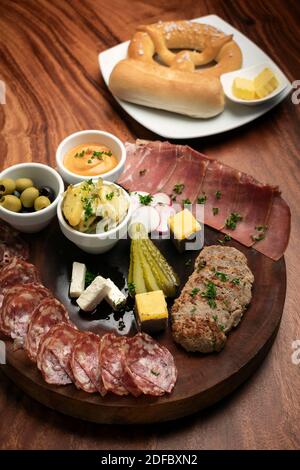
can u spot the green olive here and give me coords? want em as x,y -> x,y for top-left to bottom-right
0,178 -> 16,195
20,187 -> 39,208
15,178 -> 34,192
0,195 -> 22,212
34,195 -> 51,211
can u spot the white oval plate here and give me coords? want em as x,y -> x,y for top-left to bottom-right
99,15 -> 292,139
220,62 -> 289,106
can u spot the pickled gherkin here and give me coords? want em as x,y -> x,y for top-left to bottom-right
128,223 -> 179,298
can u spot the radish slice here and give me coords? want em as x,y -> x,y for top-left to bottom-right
151,192 -> 171,207
130,206 -> 160,233
155,205 -> 176,233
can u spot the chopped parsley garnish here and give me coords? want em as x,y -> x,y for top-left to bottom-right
215,190 -> 222,200
106,191 -> 114,201
92,150 -> 112,159
139,169 -> 147,176
185,259 -> 192,266
232,278 -> 240,285
218,234 -> 232,245
85,270 -> 97,287
197,194 -> 207,204
208,299 -> 217,309
74,150 -> 86,158
173,183 -> 185,195
171,194 -> 177,202
151,370 -> 160,376
219,324 -> 225,331
201,281 -> 217,309
190,287 -> 200,297
225,212 -> 243,230
104,223 -> 109,232
127,282 -> 136,296
251,224 -> 268,242
212,207 -> 219,216
139,194 -> 153,205
87,159 -> 92,164
212,315 -> 218,322
215,271 -> 228,282
182,198 -> 191,206
82,197 -> 94,221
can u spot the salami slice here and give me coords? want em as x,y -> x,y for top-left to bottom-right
71,332 -> 105,394
0,257 -> 40,293
99,333 -> 138,396
0,220 -> 20,241
24,298 -> 69,362
37,323 -> 79,385
0,283 -> 52,341
124,333 -> 177,396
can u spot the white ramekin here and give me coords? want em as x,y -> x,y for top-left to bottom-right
55,130 -> 126,185
0,163 -> 65,233
57,180 -> 132,254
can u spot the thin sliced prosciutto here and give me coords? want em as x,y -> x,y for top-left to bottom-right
119,140 -> 290,260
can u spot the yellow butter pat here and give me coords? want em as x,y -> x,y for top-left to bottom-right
254,67 -> 279,98
232,77 -> 256,100
168,208 -> 201,241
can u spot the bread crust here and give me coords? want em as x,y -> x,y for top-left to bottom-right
109,21 -> 243,118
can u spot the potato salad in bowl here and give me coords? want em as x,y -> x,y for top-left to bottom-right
62,178 -> 129,234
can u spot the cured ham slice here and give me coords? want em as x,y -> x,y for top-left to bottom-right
71,332 -> 105,395
222,174 -> 279,247
24,298 -> 69,362
254,195 -> 291,261
120,140 -> 290,260
119,141 -> 180,192
160,147 -> 209,203
200,161 -> 240,230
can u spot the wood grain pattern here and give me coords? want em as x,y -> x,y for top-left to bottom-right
1,223 -> 286,424
0,0 -> 300,449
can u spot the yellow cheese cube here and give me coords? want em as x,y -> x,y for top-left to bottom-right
168,208 -> 201,241
254,67 -> 279,98
232,77 -> 256,100
135,290 -> 168,333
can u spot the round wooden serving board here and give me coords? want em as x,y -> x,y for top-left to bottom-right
1,221 -> 286,424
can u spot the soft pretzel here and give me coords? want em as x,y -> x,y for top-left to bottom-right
109,21 -> 243,118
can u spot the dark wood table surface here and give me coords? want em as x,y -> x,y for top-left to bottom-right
0,0 -> 300,450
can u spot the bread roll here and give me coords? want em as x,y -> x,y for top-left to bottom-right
109,59 -> 225,118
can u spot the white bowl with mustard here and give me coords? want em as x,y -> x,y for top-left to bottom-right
56,130 -> 126,185
57,178 -> 132,254
221,62 -> 289,106
0,163 -> 64,233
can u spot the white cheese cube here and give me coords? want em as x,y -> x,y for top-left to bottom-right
70,262 -> 86,298
76,276 -> 108,312
105,278 -> 127,310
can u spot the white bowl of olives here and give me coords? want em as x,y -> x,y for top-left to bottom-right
0,163 -> 65,233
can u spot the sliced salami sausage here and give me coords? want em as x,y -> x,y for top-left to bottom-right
0,283 -> 52,341
37,323 -> 79,385
0,257 -> 40,293
24,298 -> 69,362
0,221 -> 29,267
124,333 -> 177,396
99,333 -> 139,396
71,332 -> 105,395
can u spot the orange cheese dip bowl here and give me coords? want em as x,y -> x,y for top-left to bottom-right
56,130 -> 126,185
